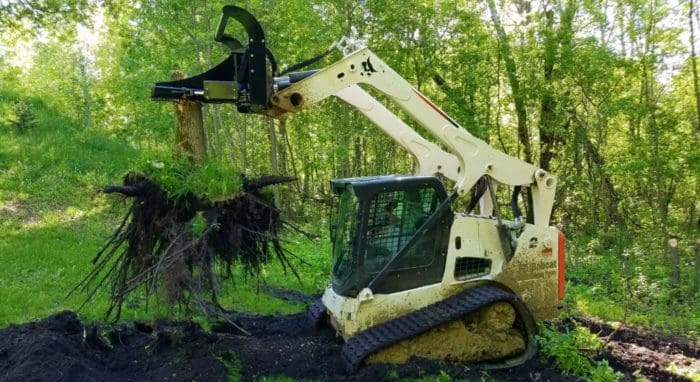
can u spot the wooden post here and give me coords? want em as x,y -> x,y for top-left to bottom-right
171,71 -> 207,164
669,238 -> 680,288
694,238 -> 699,294
267,117 -> 280,208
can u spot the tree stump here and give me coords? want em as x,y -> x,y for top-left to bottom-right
171,70 -> 207,164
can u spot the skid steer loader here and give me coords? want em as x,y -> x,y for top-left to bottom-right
152,5 -> 565,372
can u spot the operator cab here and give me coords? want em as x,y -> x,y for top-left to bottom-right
329,175 -> 452,297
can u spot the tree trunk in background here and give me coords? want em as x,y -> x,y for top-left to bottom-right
568,107 -> 624,228
277,118 -> 288,177
538,9 -> 557,172
79,58 -> 92,129
268,117 -> 280,208
352,135 -> 363,175
694,238 -> 699,294
669,238 -> 679,288
238,113 -> 248,171
486,0 -> 531,163
538,2 -> 575,172
171,71 -> 207,164
486,0 -> 534,223
210,105 -> 223,158
586,139 -> 623,227
338,106 -> 352,178
689,1 -> 700,275
690,0 -> 700,137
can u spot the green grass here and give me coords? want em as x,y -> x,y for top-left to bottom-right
212,237 -> 332,316
0,96 -> 145,324
144,155 -> 244,200
0,93 -> 332,327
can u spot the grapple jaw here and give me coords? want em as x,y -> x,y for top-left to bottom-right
150,5 -> 274,113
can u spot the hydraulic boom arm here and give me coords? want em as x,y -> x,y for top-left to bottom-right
268,44 -> 556,226
333,85 -> 460,182
150,4 -> 556,227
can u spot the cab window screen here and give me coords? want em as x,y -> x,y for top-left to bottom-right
332,190 -> 359,282
364,188 -> 440,272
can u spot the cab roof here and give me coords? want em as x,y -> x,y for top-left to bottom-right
330,175 -> 447,200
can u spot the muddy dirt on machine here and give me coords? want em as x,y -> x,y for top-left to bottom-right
367,301 -> 526,364
336,284 -> 538,372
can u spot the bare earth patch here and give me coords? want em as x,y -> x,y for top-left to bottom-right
0,199 -> 40,226
578,317 -> 700,381
1,308 -> 697,381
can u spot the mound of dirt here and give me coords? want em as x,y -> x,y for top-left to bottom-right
0,311 -> 227,382
2,310 -> 695,381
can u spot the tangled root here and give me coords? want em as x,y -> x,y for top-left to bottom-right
71,172 -> 297,321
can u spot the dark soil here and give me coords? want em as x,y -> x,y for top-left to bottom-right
577,317 -> 700,382
1,310 -> 697,382
0,311 -> 227,382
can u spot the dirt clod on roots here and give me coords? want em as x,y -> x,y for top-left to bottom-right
71,172 -> 297,321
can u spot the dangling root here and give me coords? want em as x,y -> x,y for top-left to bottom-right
69,172 -> 297,322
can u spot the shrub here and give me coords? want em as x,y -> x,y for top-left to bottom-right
537,323 -> 622,382
8,99 -> 37,133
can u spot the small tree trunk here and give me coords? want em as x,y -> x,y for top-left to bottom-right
694,238 -> 699,294
486,0 -> 534,222
268,117 -> 280,208
171,71 -> 207,164
689,0 -> 700,136
669,238 -> 680,288
486,0 -> 531,163
538,10 -> 557,172
210,104 -> 223,158
352,135 -> 363,175
79,60 -> 92,129
241,114 -> 248,171
277,118 -> 288,177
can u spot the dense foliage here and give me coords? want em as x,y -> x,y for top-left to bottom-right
1,0 -> 698,337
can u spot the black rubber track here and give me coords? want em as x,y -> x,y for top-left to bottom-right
338,284 -> 538,373
307,297 -> 327,327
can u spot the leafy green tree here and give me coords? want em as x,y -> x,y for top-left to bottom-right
0,0 -> 115,39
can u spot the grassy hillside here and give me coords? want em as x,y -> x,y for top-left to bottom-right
0,91 -> 329,326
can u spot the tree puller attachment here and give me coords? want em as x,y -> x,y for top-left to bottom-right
152,5 -> 566,373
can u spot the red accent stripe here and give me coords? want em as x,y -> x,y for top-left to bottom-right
413,89 -> 459,128
558,230 -> 566,300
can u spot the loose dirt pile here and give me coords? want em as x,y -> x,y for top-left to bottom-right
578,317 -> 700,382
3,308 -> 697,381
0,311 -> 227,382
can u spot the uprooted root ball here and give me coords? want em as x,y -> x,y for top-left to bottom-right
72,172 -> 297,320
